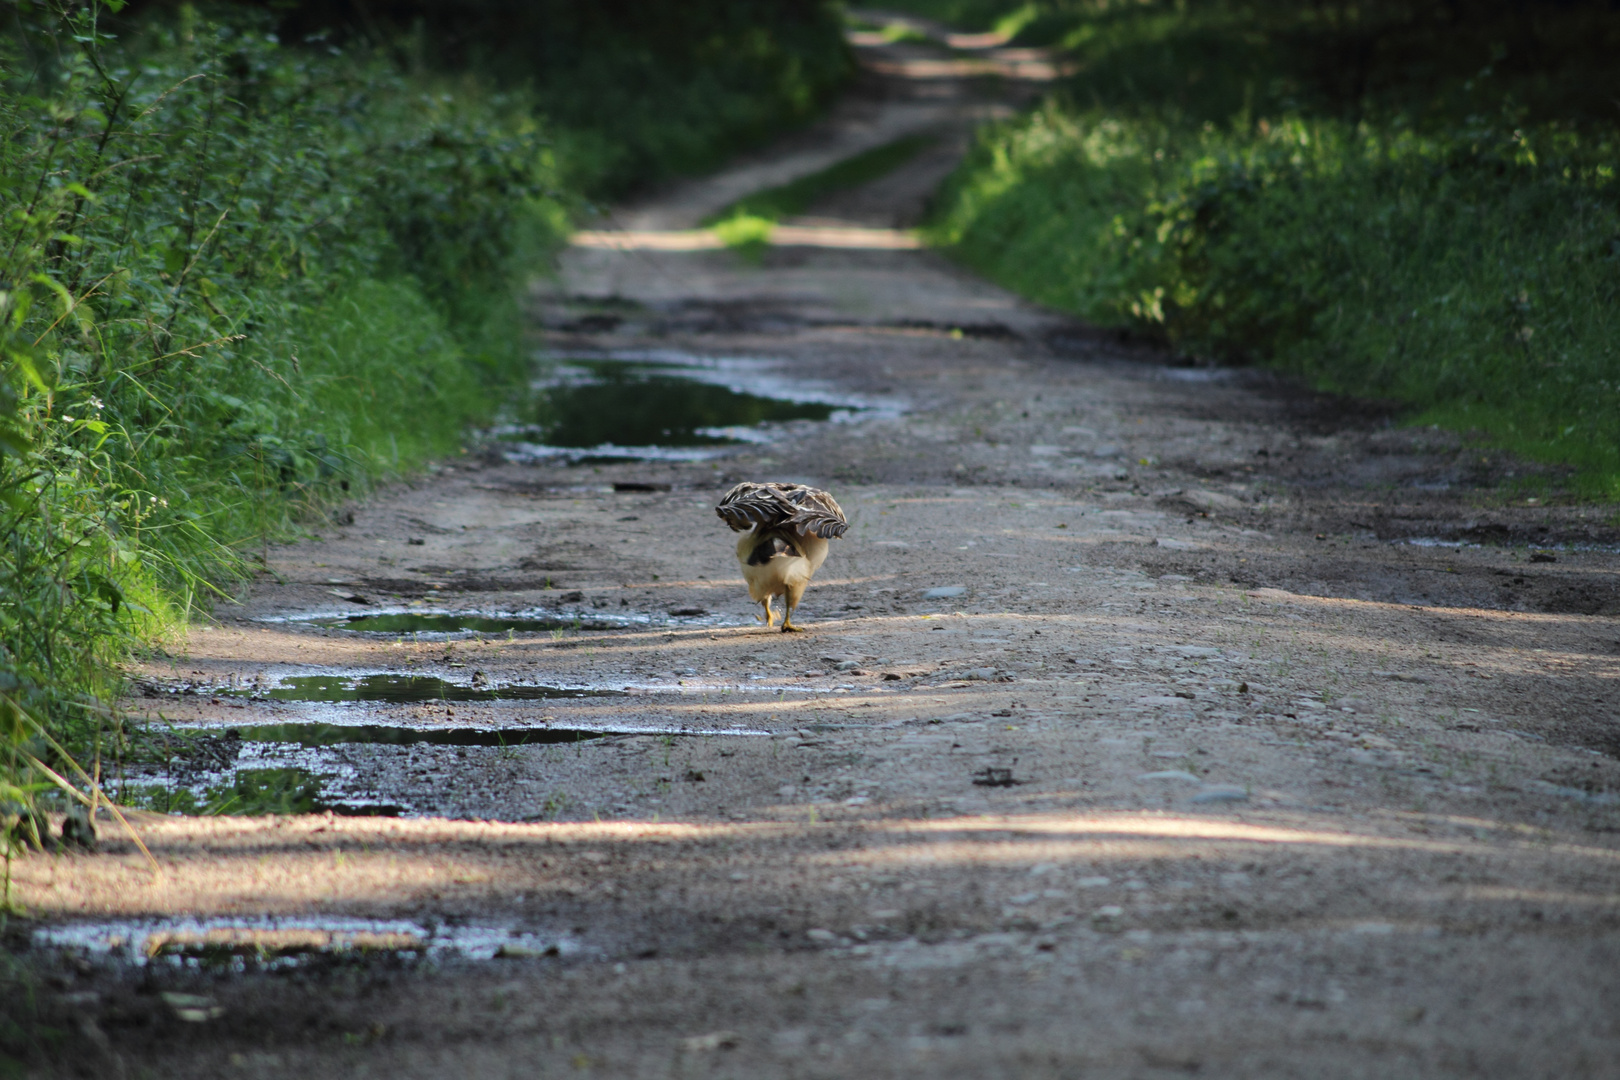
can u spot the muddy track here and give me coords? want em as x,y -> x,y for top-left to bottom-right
12,21 -> 1620,1080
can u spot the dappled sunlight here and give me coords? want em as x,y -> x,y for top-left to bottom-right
858,811 -> 1620,861
16,806 -> 1618,922
572,225 -> 923,252
860,54 -> 1076,81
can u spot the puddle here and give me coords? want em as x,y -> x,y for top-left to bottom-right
319,613 -> 602,635
123,766 -> 405,818
227,723 -> 616,747
495,351 -> 902,461
221,674 -> 622,705
268,605 -> 738,636
34,916 -> 584,968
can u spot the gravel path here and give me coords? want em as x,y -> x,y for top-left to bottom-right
15,24 -> 1620,1079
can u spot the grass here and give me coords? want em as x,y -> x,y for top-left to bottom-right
706,133 -> 939,225
704,132 -> 938,255
889,0 -> 1620,497
0,0 -> 852,884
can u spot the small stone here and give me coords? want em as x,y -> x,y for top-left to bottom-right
1137,770 -> 1202,783
494,944 -> 550,959
60,806 -> 96,852
1077,876 -> 1112,888
1190,785 -> 1249,804
806,928 -> 838,944
972,767 -> 1020,787
922,586 -> 967,599
677,1031 -> 739,1053
1173,646 -> 1222,658
161,992 -> 224,1023
1006,892 -> 1040,906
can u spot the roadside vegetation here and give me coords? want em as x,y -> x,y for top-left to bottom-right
894,0 -> 1620,495
0,0 -> 847,870
707,132 -> 937,254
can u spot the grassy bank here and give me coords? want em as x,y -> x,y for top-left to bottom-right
902,1 -> 1620,495
0,1 -> 849,857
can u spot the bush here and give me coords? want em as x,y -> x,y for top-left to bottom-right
922,0 -> 1620,494
0,3 -> 563,853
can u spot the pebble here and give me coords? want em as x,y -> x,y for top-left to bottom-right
806,928 -> 839,944
1190,785 -> 1249,804
1137,770 -> 1203,783
923,586 -> 967,599
1076,876 -> 1112,888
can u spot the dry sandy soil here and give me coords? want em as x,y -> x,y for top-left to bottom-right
9,18 -> 1620,1080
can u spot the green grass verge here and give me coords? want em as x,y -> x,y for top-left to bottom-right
906,0 -> 1620,498
0,0 -> 852,868
704,132 -> 938,255
707,132 -> 939,225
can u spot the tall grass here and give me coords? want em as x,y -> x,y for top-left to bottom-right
0,2 -> 559,867
907,0 -> 1620,494
934,109 -> 1620,489
0,0 -> 851,873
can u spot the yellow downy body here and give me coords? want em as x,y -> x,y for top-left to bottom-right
736,528 -> 829,631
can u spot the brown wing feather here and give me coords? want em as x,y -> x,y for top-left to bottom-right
715,482 -> 847,539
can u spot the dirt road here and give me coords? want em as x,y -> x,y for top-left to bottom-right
13,21 -> 1620,1079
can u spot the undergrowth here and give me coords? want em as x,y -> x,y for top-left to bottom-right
907,0 -> 1620,495
0,0 -> 849,875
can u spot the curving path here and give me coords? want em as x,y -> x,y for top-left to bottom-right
20,17 -> 1620,1078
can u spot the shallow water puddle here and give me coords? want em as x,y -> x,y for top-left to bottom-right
229,722 -> 613,747
221,674 -> 622,704
318,612 -> 602,634
34,916 -> 584,967
494,350 -> 900,461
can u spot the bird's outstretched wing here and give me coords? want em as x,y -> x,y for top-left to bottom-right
715,482 -> 848,539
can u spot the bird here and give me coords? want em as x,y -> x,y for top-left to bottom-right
714,482 -> 847,632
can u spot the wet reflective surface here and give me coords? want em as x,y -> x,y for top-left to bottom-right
526,360 -> 835,448
321,613 -> 600,634
35,916 -> 583,967
493,351 -> 899,461
222,674 -> 622,704
228,722 -> 610,747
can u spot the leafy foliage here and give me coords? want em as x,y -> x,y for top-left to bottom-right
0,0 -> 851,869
0,2 -> 561,861
920,0 -> 1620,494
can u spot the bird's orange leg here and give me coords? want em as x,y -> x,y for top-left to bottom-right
781,587 -> 804,633
757,597 -> 775,628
